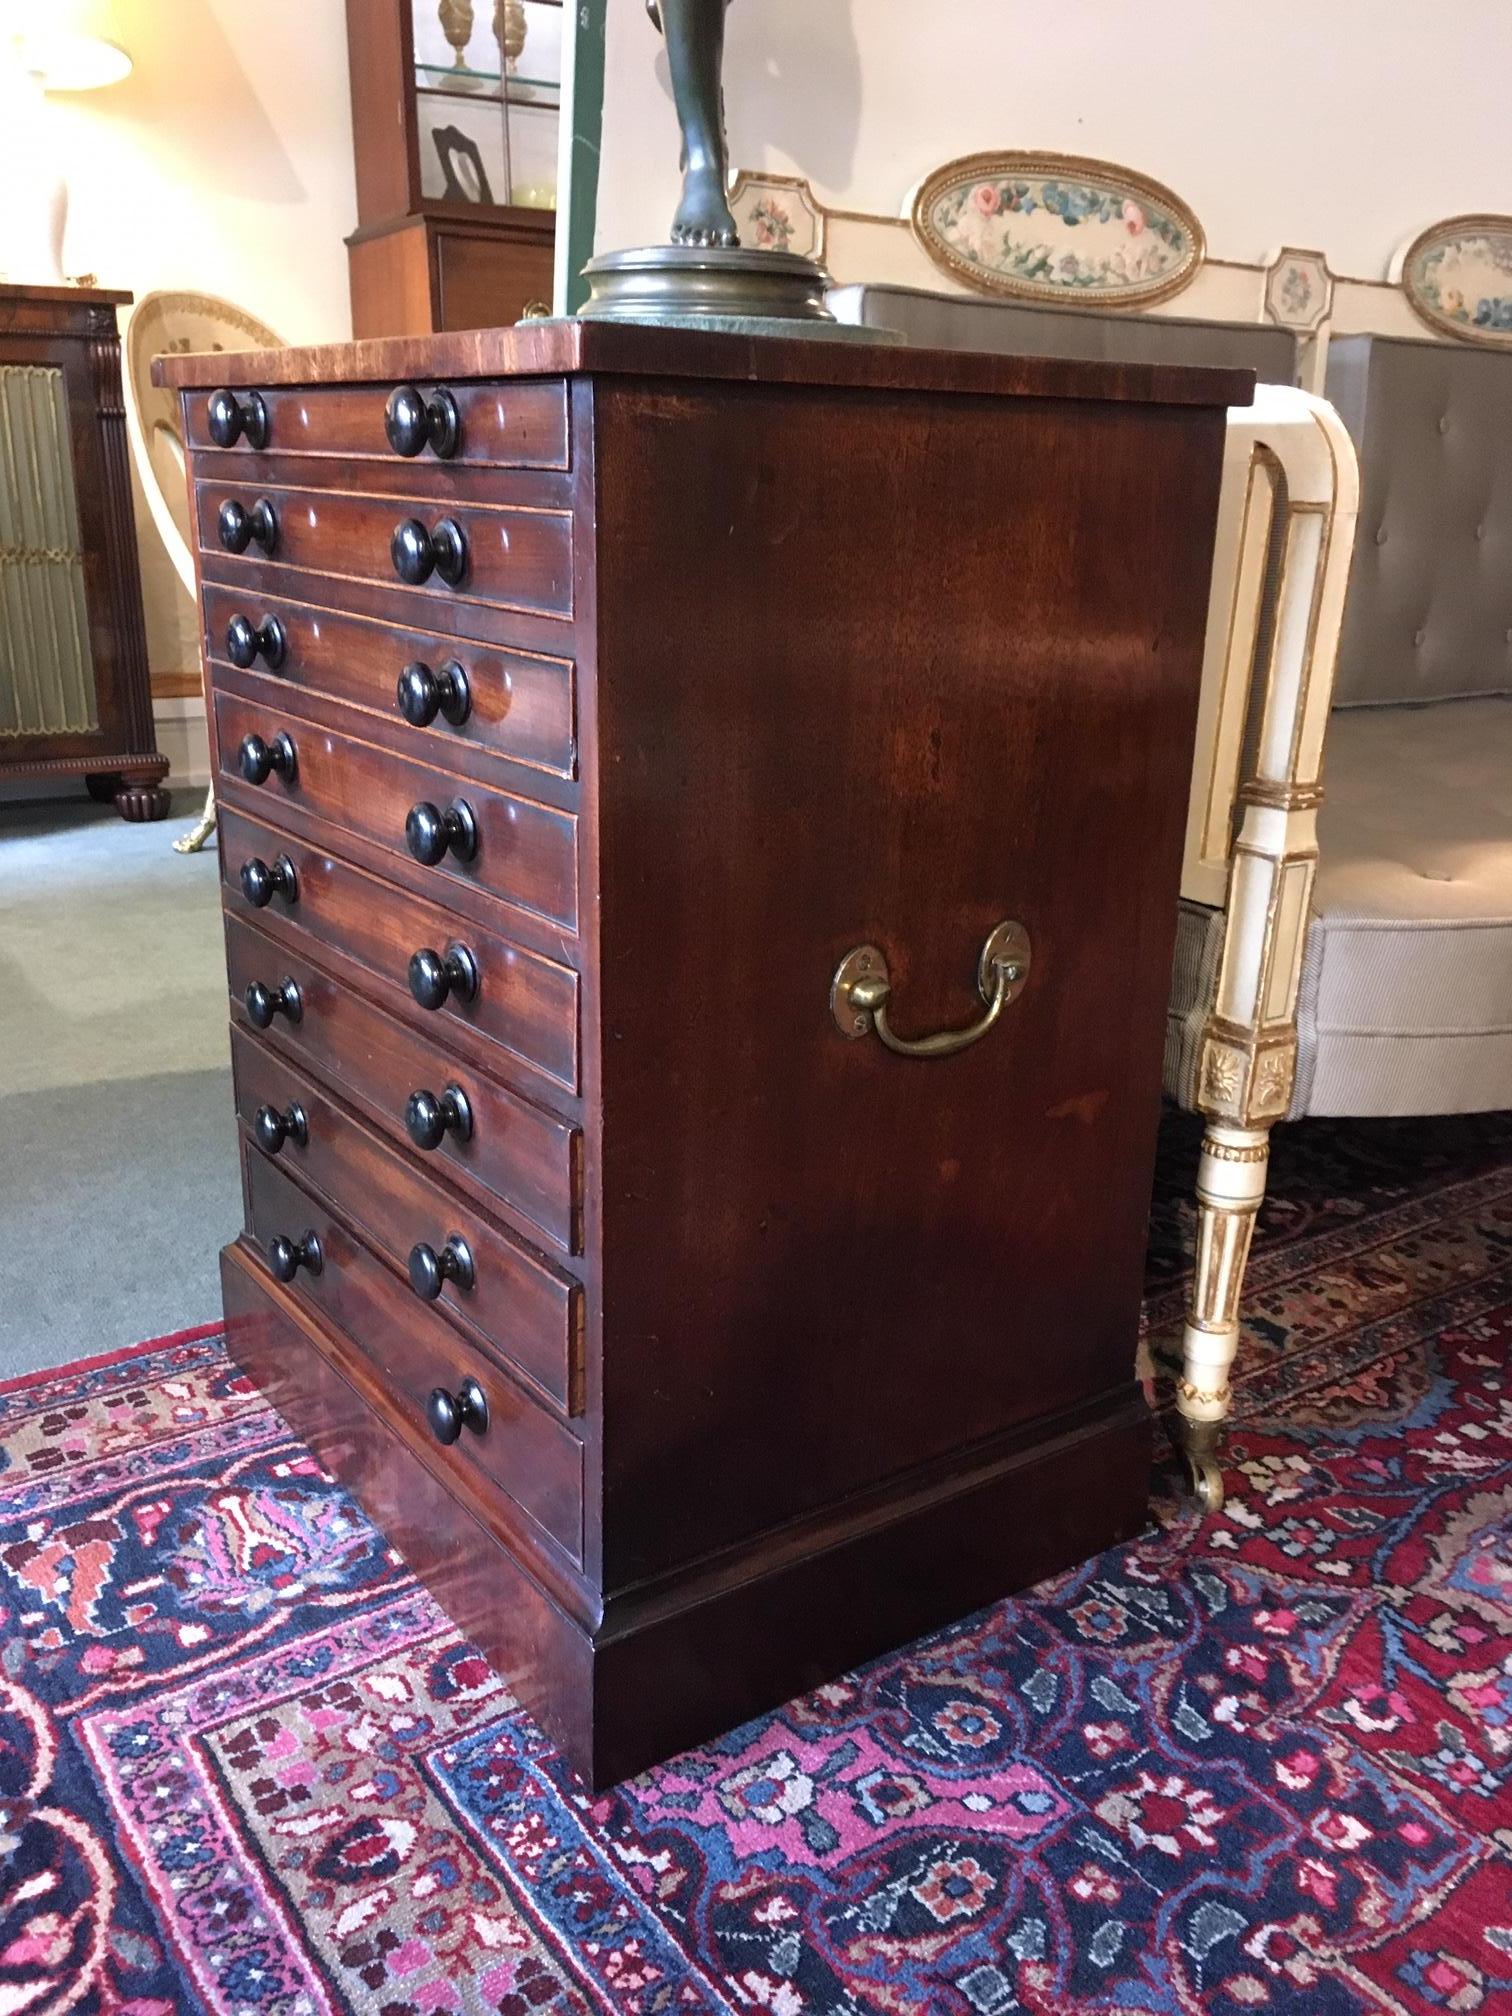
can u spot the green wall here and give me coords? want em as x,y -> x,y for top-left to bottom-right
558,0 -> 607,313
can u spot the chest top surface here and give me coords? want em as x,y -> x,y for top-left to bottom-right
155,315 -> 1252,412
0,283 -> 131,344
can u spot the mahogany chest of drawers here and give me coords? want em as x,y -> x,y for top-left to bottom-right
160,322 -> 1247,1789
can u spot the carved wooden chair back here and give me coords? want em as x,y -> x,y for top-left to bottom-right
122,292 -> 284,851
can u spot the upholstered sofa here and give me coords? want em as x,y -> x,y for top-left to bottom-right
827,282 -> 1302,382
1306,335 -> 1510,1115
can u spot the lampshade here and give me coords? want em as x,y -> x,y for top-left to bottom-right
15,28 -> 132,91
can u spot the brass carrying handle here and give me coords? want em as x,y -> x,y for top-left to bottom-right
830,921 -> 1032,1059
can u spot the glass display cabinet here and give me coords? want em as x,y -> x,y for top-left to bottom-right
344,0 -> 561,338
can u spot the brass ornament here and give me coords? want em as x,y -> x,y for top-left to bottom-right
1176,1377 -> 1232,1409
438,0 -> 475,71
494,0 -> 526,69
1177,1415 -> 1227,1511
1205,1138 -> 1270,1166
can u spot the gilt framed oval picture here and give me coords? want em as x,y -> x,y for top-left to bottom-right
911,151 -> 1205,311
1399,215 -> 1512,346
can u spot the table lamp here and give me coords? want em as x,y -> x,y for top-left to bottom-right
0,13 -> 132,283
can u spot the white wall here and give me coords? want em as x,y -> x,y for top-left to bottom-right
50,0 -> 355,343
597,0 -> 1512,282
35,0 -> 357,780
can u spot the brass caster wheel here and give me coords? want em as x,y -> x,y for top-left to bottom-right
1184,1451 -> 1226,1514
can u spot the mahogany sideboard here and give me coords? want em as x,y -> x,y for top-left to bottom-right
159,321 -> 1249,1787
1,285 -> 168,818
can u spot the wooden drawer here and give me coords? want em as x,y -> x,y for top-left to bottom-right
195,480 -> 573,620
240,1139 -> 583,1560
201,583 -> 576,780
225,916 -> 579,1255
220,806 -> 579,1092
214,689 -> 579,934
183,378 -> 570,470
220,1245 -> 594,1753
232,1026 -> 582,1413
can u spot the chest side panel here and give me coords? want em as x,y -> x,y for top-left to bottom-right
592,377 -> 1222,1585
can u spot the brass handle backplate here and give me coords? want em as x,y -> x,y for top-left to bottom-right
830,920 -> 1031,1059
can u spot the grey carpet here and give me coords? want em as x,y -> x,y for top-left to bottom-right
0,795 -> 239,1375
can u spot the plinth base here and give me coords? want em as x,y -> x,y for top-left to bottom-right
579,244 -> 895,341
224,1244 -> 1151,1789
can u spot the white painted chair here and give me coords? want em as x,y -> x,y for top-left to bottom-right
1171,338 -> 1512,1505
122,291 -> 284,853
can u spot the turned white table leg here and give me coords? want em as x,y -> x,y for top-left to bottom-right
1177,1123 -> 1270,1510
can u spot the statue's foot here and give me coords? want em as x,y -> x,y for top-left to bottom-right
671,164 -> 738,249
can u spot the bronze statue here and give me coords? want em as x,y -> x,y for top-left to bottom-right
647,0 -> 739,249
580,0 -> 840,324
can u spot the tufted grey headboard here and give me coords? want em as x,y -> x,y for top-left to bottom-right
829,281 -> 1301,381
1325,334 -> 1512,708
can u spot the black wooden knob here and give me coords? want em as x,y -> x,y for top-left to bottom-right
244,977 -> 302,1029
218,497 -> 278,556
405,799 -> 476,866
239,853 -> 298,908
254,1100 -> 307,1155
385,384 -> 461,460
239,731 -> 296,786
426,388 -> 461,458
225,613 -> 286,670
218,500 -> 248,551
397,659 -> 471,728
385,384 -> 429,457
404,1083 -> 472,1151
391,519 -> 433,585
268,1230 -> 322,1282
408,1234 -> 475,1301
426,1376 -> 488,1445
207,388 -> 269,450
391,516 -> 467,588
408,943 -> 479,1011
430,518 -> 467,585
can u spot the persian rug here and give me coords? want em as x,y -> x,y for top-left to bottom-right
3,1109 -> 1511,2015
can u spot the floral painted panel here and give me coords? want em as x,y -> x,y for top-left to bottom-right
1402,216 -> 1512,346
728,172 -> 824,261
912,151 -> 1204,309
1264,247 -> 1334,334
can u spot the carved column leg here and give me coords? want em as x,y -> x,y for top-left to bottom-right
1177,1123 -> 1270,1511
115,766 -> 172,821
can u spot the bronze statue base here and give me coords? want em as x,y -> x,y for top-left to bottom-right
580,245 -> 885,336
